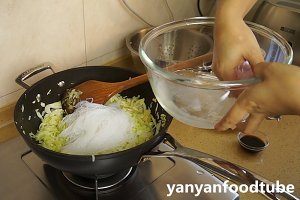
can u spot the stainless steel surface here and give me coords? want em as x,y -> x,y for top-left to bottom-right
15,62 -> 55,89
0,136 -> 238,200
149,29 -> 213,64
0,137 -> 55,200
125,27 -> 153,73
156,135 -> 299,200
253,0 -> 300,65
126,26 -> 213,73
62,167 -> 134,190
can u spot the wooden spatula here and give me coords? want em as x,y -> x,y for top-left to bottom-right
62,52 -> 213,113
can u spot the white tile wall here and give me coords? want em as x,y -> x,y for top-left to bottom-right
0,0 -> 198,108
0,0 -> 86,107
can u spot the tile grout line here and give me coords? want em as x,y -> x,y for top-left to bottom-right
0,120 -> 14,129
0,88 -> 24,99
87,46 -> 128,63
82,0 -> 88,66
0,47 -> 128,102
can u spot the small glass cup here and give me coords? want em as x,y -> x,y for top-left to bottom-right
237,131 -> 269,153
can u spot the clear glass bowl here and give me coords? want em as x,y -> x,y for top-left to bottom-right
139,17 -> 293,129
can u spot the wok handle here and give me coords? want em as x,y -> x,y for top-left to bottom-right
144,134 -> 298,200
15,62 -> 55,89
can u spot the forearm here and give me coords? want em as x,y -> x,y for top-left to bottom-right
285,66 -> 300,114
216,0 -> 257,20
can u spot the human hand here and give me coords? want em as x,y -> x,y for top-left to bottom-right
212,18 -> 264,81
215,62 -> 300,133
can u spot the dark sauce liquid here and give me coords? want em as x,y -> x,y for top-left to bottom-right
240,135 -> 266,149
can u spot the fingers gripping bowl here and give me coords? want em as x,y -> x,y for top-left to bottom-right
139,17 -> 293,129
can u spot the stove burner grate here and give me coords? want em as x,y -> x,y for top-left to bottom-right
62,167 -> 134,190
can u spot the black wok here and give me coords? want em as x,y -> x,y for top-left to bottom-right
14,64 -> 172,176
14,63 -> 298,199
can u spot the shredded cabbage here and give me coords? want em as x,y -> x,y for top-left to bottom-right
34,94 -> 166,154
34,102 -> 67,152
106,94 -> 154,146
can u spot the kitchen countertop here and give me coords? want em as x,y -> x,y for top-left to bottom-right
169,116 -> 300,199
0,56 -> 299,199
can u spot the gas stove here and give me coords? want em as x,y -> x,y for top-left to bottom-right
0,136 -> 238,200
